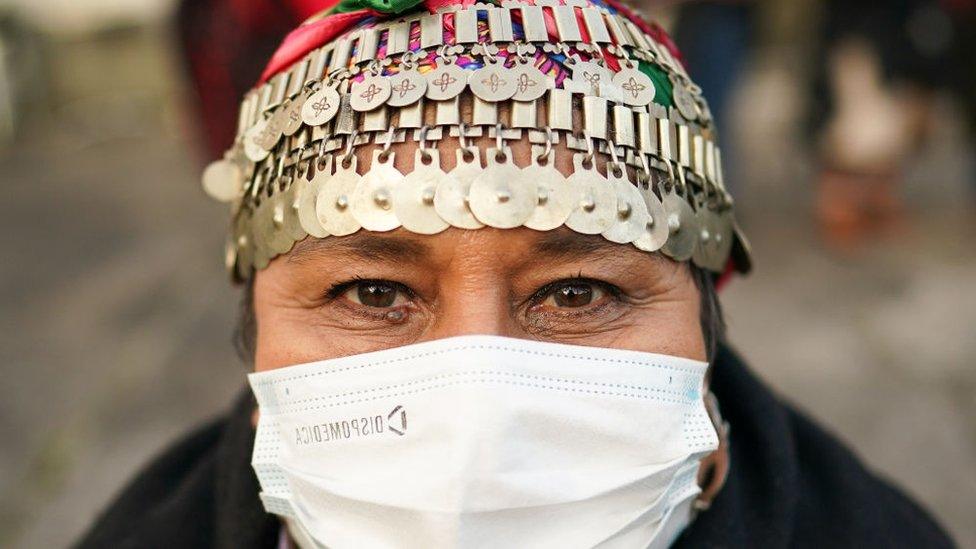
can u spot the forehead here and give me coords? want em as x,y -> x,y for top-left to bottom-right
284,226 -> 665,270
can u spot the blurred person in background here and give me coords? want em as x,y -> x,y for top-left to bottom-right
672,0 -> 756,198
76,0 -> 954,547
810,0 -> 976,250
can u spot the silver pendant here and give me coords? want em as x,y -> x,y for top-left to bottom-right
660,184 -> 699,261
612,69 -> 655,106
671,76 -> 700,122
350,75 -> 392,112
387,69 -> 427,107
510,63 -> 549,102
233,211 -> 255,277
572,61 -> 612,96
633,179 -> 669,252
301,86 -> 341,126
350,150 -> 403,231
522,147 -> 579,231
257,110 -> 285,151
564,154 -> 617,234
435,147 -> 485,229
201,158 -> 243,202
297,156 -> 332,238
468,147 -> 536,228
711,208 -> 734,271
315,155 -> 362,236
263,191 -> 298,255
281,180 -> 307,243
243,118 -> 270,162
469,65 -> 517,102
601,168 -> 651,244
281,93 -> 308,136
425,64 -> 468,100
393,149 -> 450,235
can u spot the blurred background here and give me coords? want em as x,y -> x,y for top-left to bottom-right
0,0 -> 973,546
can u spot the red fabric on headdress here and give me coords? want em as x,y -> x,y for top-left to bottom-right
258,9 -> 375,82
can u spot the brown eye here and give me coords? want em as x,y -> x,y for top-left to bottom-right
543,282 -> 606,308
342,281 -> 407,308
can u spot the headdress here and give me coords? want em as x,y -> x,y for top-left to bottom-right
201,0 -> 752,282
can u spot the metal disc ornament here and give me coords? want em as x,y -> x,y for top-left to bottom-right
301,86 -> 340,126
350,151 -> 403,231
425,64 -> 468,100
434,147 -> 485,229
393,149 -> 450,235
280,180 -> 307,242
601,169 -> 651,244
522,148 -> 579,231
387,70 -> 427,107
201,158 -> 243,202
564,155 -> 617,234
572,61 -> 612,96
281,93 -> 308,136
469,65 -> 517,102
255,190 -> 295,256
350,75 -> 392,112
257,110 -> 285,151
468,148 -> 536,228
660,185 -> 699,261
612,69 -> 655,106
297,156 -> 332,238
233,211 -> 255,279
633,182 -> 669,252
691,204 -> 719,269
243,118 -> 270,162
316,155 -> 362,236
250,198 -> 273,257
711,208 -> 734,270
671,77 -> 700,121
510,64 -> 548,102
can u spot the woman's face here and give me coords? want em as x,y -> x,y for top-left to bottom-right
252,225 -> 706,372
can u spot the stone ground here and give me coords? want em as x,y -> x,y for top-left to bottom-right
0,26 -> 974,549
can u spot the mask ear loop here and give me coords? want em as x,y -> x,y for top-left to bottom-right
693,391 -> 730,512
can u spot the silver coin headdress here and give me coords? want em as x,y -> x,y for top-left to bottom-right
202,0 -> 752,282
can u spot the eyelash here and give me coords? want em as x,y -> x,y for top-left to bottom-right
323,275 -> 622,312
527,277 -> 622,307
324,276 -> 416,301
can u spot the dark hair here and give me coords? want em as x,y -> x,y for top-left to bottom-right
233,263 -> 725,364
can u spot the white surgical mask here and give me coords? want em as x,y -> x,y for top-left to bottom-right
249,335 -> 719,549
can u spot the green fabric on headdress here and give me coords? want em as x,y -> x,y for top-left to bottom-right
330,0 -> 424,14
638,61 -> 673,108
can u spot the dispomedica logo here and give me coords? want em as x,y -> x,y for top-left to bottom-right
294,405 -> 407,446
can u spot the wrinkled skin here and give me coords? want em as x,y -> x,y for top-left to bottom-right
254,227 -> 706,368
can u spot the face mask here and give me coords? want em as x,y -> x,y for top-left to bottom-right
249,335 -> 719,549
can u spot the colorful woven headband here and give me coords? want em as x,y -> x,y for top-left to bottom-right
202,0 -> 752,282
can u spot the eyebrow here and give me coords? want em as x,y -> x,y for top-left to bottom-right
530,231 -> 642,262
287,232 -> 431,265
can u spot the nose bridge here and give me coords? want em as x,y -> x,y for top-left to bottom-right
425,283 -> 518,340
422,268 -> 522,340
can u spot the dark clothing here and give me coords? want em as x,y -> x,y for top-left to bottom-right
77,345 -> 954,548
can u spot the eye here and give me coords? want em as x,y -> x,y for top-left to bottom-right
338,280 -> 411,308
539,280 -> 610,309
